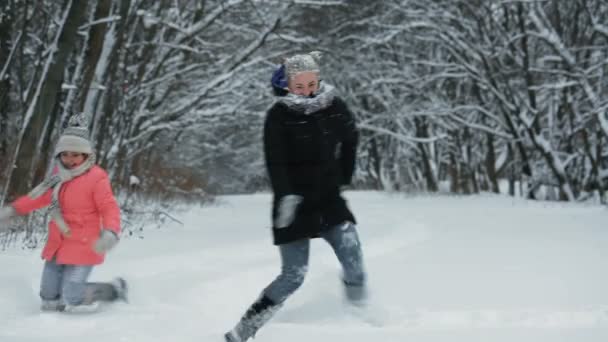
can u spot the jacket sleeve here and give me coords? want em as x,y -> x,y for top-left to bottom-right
264,106 -> 293,197
11,189 -> 53,215
336,98 -> 359,185
93,173 -> 121,235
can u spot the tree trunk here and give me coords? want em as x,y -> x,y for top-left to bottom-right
465,128 -> 477,194
0,0 -> 14,159
32,99 -> 62,183
485,132 -> 500,193
507,143 -> 516,197
369,137 -> 383,190
415,117 -> 438,192
94,0 -> 132,166
471,167 -> 480,194
76,0 -> 112,113
449,152 -> 459,193
6,0 -> 88,198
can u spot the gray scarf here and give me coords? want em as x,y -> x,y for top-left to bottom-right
27,154 -> 96,236
279,83 -> 336,115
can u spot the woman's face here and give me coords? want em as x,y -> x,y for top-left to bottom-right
288,71 -> 319,96
60,152 -> 86,169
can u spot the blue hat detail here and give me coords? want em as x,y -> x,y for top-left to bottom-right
271,64 -> 288,90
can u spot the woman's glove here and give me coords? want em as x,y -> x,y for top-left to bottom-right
274,194 -> 303,228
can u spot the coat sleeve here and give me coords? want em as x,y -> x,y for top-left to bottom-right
93,173 -> 121,235
336,98 -> 359,185
264,106 -> 293,198
11,189 -> 53,215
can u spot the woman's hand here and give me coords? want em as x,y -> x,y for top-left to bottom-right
275,195 -> 303,228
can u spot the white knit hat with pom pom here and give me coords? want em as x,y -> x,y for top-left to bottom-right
54,114 -> 93,155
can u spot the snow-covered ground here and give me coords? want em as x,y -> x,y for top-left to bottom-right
1,191 -> 607,342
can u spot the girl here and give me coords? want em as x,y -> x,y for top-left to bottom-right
0,115 -> 127,312
224,52 -> 368,342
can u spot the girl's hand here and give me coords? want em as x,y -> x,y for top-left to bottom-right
0,206 -> 16,225
93,229 -> 119,253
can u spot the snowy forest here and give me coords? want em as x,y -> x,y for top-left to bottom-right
1,0 -> 607,204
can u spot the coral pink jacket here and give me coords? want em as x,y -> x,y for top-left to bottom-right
12,166 -> 120,265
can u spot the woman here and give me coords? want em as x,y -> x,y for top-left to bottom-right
0,115 -> 127,312
225,52 -> 368,342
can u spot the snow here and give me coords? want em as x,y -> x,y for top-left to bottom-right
61,84 -> 78,90
293,0 -> 345,5
358,123 -> 445,147
78,15 -> 122,30
129,175 -> 141,187
135,10 -> 158,29
1,192 -> 607,342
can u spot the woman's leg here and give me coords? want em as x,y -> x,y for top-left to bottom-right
263,238 -> 310,303
321,221 -> 368,303
226,239 -> 310,342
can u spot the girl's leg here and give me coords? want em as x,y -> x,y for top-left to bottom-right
39,258 -> 65,311
62,265 -> 127,310
83,278 -> 127,304
61,265 -> 93,308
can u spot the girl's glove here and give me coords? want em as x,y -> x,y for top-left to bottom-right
94,229 -> 119,253
0,206 -> 16,228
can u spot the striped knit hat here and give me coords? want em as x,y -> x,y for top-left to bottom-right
55,114 -> 93,155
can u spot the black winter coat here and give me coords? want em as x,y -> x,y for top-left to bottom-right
264,88 -> 358,245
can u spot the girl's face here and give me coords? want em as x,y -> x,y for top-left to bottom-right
60,152 -> 86,169
287,71 -> 319,96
